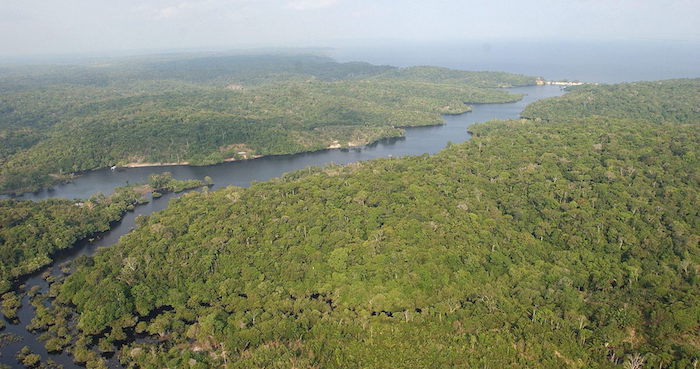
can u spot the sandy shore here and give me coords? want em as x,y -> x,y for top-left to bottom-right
121,155 -> 264,168
121,162 -> 190,168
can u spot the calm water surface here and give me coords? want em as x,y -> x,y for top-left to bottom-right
13,85 -> 564,202
0,85 -> 565,368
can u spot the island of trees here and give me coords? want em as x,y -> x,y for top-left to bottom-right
19,78 -> 698,368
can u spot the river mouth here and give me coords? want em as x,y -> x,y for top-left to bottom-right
0,85 -> 566,368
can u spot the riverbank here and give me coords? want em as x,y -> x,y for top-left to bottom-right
120,153 -> 266,169
0,189 -> 190,369
2,85 -> 565,203
0,85 -> 567,368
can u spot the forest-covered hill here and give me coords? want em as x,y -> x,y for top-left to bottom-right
33,79 -> 700,368
521,79 -> 700,123
0,54 -> 536,195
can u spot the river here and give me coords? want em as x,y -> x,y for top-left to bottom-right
0,84 -> 565,368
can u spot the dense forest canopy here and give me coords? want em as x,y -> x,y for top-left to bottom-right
0,54 -> 536,195
0,54 -> 391,90
0,174 -> 204,295
36,79 -> 699,368
521,79 -> 700,123
0,188 -> 143,295
374,65 -> 539,88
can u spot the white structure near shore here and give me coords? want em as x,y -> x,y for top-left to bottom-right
536,78 -> 586,86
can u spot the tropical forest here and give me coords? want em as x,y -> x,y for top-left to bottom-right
0,55 -> 534,195
0,50 -> 697,369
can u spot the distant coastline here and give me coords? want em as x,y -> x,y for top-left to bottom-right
535,78 -> 589,86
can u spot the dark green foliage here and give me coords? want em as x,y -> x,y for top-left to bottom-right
0,186 -> 145,293
1,291 -> 21,319
375,65 -> 537,88
0,333 -> 21,345
52,79 -> 699,368
147,172 -> 204,193
16,346 -> 41,368
29,292 -> 74,354
522,79 -> 700,123
131,54 -> 395,86
0,54 -> 530,194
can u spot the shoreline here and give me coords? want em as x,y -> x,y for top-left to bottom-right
117,111 -> 482,170
104,123 -> 449,170
2,89 -> 534,197
0,111 -> 472,197
119,154 -> 265,169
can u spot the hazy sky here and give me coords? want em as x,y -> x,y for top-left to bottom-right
1,0 -> 699,56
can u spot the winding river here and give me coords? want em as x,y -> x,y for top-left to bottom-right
0,85 -> 565,368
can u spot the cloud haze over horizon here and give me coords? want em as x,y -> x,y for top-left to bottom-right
1,0 -> 699,57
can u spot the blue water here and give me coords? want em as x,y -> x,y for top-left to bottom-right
330,40 -> 700,83
7,85 -> 563,202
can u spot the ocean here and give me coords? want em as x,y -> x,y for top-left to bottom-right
330,39 -> 700,83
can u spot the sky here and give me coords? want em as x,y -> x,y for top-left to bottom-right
1,0 -> 699,57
